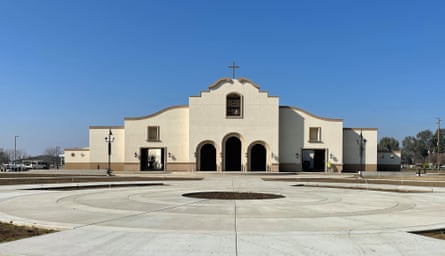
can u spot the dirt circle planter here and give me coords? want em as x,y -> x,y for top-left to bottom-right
182,191 -> 285,200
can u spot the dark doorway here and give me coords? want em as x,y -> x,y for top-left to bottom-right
200,144 -> 216,171
225,137 -> 241,171
302,149 -> 325,171
140,148 -> 165,171
250,144 -> 266,171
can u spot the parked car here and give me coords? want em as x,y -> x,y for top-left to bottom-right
22,160 -> 49,170
4,163 -> 26,172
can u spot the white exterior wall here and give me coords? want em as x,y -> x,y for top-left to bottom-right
343,128 -> 378,171
279,107 -> 343,170
189,79 -> 279,170
89,127 -> 125,163
124,106 -> 189,164
64,148 -> 90,163
64,77 -> 379,172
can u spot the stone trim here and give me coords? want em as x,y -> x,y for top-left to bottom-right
166,162 -> 196,172
343,164 -> 378,172
279,163 -> 299,172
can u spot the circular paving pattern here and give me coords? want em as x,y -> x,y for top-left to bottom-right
3,175 -> 445,255
1,176 -> 445,233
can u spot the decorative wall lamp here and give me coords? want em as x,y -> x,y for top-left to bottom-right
296,153 -> 300,159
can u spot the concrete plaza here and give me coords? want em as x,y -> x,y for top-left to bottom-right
1,174 -> 445,255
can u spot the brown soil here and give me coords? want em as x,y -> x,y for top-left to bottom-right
183,191 -> 284,200
264,176 -> 445,187
412,230 -> 445,240
0,222 -> 56,243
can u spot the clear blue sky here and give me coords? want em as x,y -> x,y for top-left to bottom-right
1,0 -> 445,155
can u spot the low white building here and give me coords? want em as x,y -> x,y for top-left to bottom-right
65,77 -> 377,173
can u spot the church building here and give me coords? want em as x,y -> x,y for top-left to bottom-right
65,77 -> 377,173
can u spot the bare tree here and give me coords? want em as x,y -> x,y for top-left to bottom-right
0,149 -> 9,164
4,149 -> 28,162
44,146 -> 62,168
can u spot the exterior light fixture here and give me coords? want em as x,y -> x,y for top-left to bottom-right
105,129 -> 115,176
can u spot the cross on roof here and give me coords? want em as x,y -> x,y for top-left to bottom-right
228,61 -> 240,79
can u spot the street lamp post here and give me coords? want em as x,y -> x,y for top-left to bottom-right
14,136 -> 19,171
437,118 -> 441,171
105,129 -> 114,176
357,129 -> 367,175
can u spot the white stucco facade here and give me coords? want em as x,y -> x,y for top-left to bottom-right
65,77 -> 378,172
189,78 -> 279,171
279,106 -> 344,172
343,128 -> 378,171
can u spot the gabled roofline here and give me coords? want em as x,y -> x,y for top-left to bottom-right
237,77 -> 260,89
280,106 -> 343,122
207,77 -> 234,90
124,105 -> 189,121
191,77 -> 278,98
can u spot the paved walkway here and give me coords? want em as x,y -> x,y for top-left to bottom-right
1,175 -> 445,255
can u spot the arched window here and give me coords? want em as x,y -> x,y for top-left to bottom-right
226,93 -> 242,118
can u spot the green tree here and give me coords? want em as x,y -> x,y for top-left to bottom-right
401,130 -> 435,164
378,137 -> 400,152
402,136 -> 416,164
414,130 -> 434,162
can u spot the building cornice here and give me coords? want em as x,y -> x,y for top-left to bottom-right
191,77 -> 278,98
280,106 -> 343,122
89,126 -> 124,129
207,77 -> 234,90
237,77 -> 260,89
343,128 -> 378,131
64,147 -> 89,151
124,105 -> 189,121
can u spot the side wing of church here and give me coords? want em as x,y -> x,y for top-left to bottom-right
65,78 -> 377,173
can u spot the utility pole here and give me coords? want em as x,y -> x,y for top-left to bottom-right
437,118 -> 441,171
14,136 -> 19,170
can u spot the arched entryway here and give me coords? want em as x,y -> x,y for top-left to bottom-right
199,143 -> 217,171
250,143 -> 266,171
225,136 -> 242,171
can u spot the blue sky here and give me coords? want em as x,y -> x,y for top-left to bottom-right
1,0 -> 445,155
